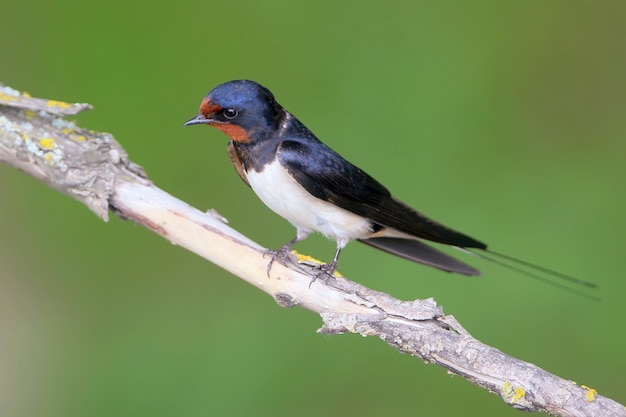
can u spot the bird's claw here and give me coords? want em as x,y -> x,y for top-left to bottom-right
264,247 -> 339,286
264,246 -> 296,277
308,261 -> 339,287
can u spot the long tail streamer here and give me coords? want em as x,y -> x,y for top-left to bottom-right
461,248 -> 599,301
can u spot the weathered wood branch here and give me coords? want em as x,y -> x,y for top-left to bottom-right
0,83 -> 622,417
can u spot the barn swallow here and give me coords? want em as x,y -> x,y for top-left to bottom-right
185,80 -> 595,293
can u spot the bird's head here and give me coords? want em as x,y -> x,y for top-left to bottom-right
185,80 -> 283,143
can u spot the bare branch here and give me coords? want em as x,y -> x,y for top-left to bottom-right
1,83 -> 623,417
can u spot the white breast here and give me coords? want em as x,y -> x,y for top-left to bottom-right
245,159 -> 373,243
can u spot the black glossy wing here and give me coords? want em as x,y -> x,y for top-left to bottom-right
277,139 -> 486,249
359,237 -> 480,275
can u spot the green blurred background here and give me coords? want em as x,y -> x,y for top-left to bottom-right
1,1 -> 625,416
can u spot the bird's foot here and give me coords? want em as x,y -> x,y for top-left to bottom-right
264,244 -> 296,277
309,260 -> 339,287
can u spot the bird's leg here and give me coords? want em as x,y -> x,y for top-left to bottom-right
319,248 -> 341,275
312,239 -> 347,283
265,229 -> 311,276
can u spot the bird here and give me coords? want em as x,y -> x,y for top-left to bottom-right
185,79 -> 595,293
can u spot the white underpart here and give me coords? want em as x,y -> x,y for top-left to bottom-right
246,159 -> 373,248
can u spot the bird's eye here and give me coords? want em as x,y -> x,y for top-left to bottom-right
223,108 -> 239,120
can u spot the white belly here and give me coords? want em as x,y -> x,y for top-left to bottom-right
245,159 -> 372,242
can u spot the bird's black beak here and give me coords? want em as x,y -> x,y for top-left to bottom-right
184,114 -> 210,126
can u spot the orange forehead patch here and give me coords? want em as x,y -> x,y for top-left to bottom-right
200,98 -> 222,117
212,123 -> 250,143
